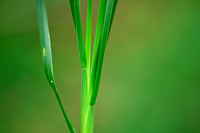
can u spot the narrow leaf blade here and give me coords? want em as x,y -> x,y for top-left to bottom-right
69,0 -> 87,68
69,0 -> 76,26
36,0 -> 55,88
36,0 -> 76,132
90,0 -> 107,97
90,0 -> 118,106
109,0 -> 118,34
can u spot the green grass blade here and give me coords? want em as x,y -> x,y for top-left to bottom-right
85,0 -> 92,83
90,0 -> 118,106
69,0 -> 76,26
69,0 -> 87,69
36,0 -> 55,87
90,0 -> 107,98
109,0 -> 118,35
36,0 -> 76,132
90,0 -> 117,90
54,88 -> 76,133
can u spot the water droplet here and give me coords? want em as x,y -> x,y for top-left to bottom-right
51,81 -> 53,84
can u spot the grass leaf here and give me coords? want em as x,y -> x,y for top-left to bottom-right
69,0 -> 76,26
36,0 -> 76,132
90,0 -> 118,106
69,0 -> 87,69
36,0 -> 55,88
109,0 -> 118,35
90,0 -> 107,98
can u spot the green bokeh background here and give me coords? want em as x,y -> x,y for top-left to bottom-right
0,0 -> 200,133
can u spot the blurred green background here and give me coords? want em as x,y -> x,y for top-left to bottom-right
0,0 -> 200,133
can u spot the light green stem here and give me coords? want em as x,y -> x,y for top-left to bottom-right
85,0 -> 92,83
81,69 -> 94,133
81,0 -> 95,132
54,88 -> 76,133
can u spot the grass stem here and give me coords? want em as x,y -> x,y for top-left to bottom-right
85,0 -> 92,85
54,88 -> 76,133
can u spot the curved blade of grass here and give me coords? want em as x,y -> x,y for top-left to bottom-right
69,0 -> 76,26
69,0 -> 87,69
36,0 -> 76,132
90,0 -> 118,106
36,0 -> 55,87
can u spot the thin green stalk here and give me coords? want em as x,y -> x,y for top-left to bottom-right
85,106 -> 94,133
85,0 -> 92,84
81,69 -> 88,133
82,0 -> 95,132
69,0 -> 94,132
54,88 -> 76,133
81,69 -> 94,133
36,0 -> 76,132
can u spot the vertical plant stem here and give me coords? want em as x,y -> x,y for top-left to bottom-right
54,88 -> 76,133
85,0 -> 92,83
69,0 -> 94,132
82,0 -> 95,132
85,105 -> 94,133
81,69 -> 88,133
81,69 -> 94,133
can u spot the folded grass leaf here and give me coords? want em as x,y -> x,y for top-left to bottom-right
36,0 -> 76,132
69,0 -> 76,26
36,0 -> 55,88
69,0 -> 87,69
90,0 -> 107,98
109,0 -> 118,34
90,0 -> 118,106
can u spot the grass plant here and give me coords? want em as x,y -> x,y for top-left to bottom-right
36,0 -> 118,132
